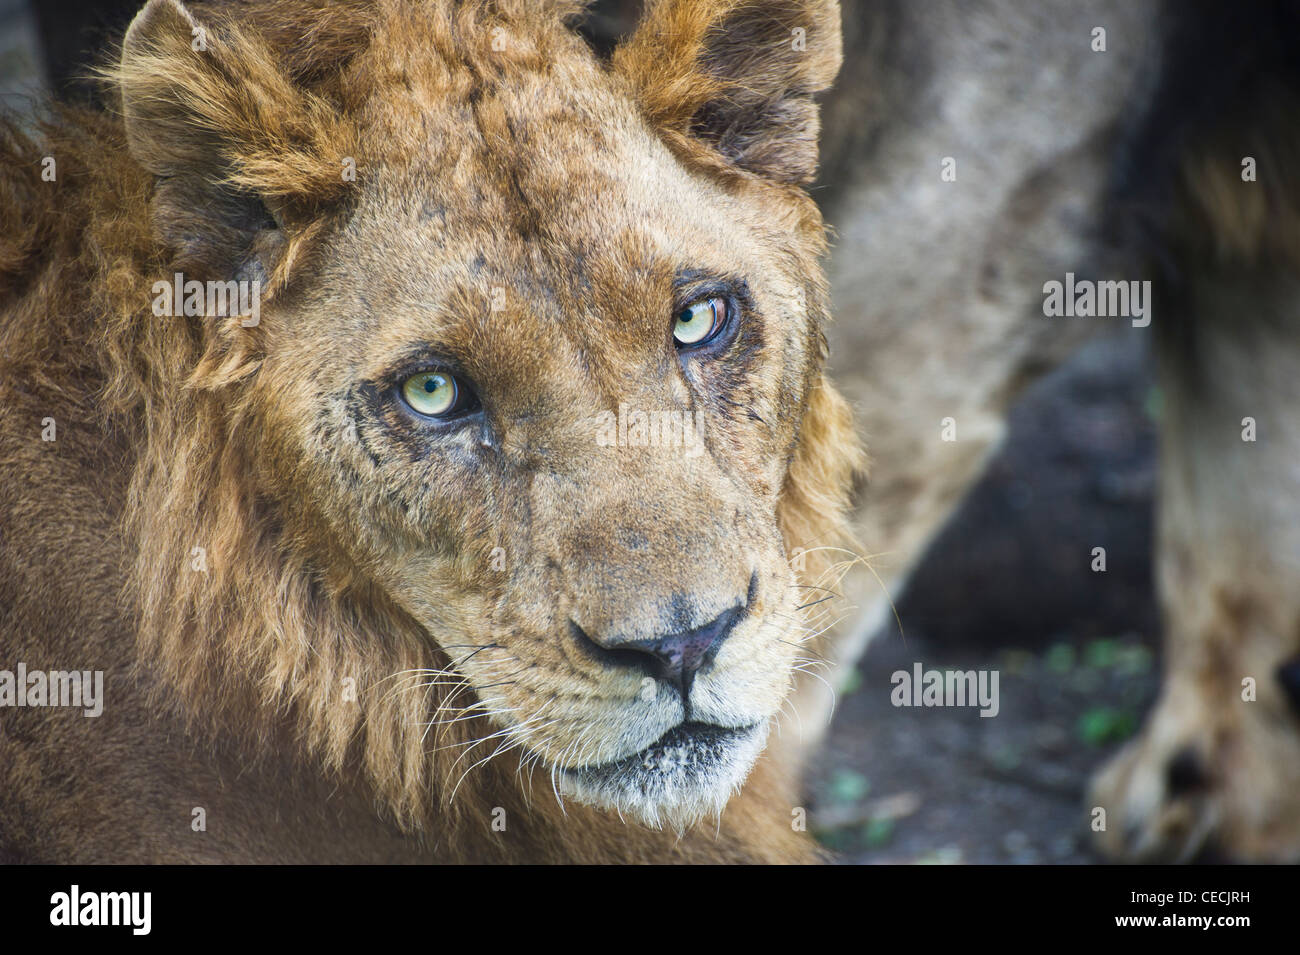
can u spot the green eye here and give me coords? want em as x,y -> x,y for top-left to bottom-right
401,371 -> 464,418
673,296 -> 728,347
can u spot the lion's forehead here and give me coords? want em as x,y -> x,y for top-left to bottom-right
356,88 -> 729,247
310,107 -> 787,358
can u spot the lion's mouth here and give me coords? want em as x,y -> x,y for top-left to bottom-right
555,721 -> 767,825
568,721 -> 758,778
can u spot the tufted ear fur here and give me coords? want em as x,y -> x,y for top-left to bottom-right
115,0 -> 357,291
612,0 -> 842,184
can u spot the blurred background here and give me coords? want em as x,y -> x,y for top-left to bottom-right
0,0 -> 1165,863
805,330 -> 1159,863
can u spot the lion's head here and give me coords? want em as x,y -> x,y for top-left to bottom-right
88,0 -> 861,833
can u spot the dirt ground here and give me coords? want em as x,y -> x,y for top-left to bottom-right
805,631 -> 1158,864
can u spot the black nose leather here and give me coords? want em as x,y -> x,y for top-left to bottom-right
572,603 -> 745,699
623,605 -> 743,696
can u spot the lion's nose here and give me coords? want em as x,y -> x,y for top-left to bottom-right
571,602 -> 746,700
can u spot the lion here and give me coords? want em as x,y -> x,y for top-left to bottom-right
787,0 -> 1300,862
0,0 -> 862,863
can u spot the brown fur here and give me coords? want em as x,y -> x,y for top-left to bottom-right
0,0 -> 861,862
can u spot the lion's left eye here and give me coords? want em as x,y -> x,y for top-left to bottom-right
400,370 -> 475,419
673,296 -> 729,348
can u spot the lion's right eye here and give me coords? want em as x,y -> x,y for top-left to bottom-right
400,371 -> 476,419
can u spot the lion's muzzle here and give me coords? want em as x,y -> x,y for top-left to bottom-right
569,571 -> 755,702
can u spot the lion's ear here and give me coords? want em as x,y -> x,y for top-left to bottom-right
117,0 -> 355,284
612,0 -> 842,184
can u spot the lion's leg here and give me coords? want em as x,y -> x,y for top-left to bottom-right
1090,271 -> 1300,862
776,0 -> 1157,767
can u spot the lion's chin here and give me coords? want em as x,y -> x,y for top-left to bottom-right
555,721 -> 769,830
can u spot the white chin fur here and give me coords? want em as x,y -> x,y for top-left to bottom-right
556,722 -> 769,830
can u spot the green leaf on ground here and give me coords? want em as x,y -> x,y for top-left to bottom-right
827,769 -> 870,804
1084,638 -> 1119,669
1077,706 -> 1138,745
862,817 -> 895,848
1045,643 -> 1076,674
